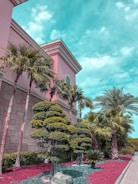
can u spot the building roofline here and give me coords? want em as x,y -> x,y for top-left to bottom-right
10,0 -> 28,6
41,39 -> 82,74
11,19 -> 50,59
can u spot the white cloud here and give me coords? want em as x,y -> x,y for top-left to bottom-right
125,10 -> 138,22
116,2 -> 130,12
24,5 -> 53,44
99,26 -> 110,37
133,0 -> 138,5
116,2 -> 126,9
120,47 -> 135,56
32,6 -> 52,22
50,29 -> 65,40
79,55 -> 116,69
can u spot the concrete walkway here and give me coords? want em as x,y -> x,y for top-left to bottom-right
115,152 -> 138,184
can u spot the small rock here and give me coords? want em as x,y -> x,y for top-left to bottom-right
51,172 -> 73,184
41,176 -> 51,183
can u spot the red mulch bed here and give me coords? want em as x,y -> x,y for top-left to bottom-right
0,155 -> 132,184
87,154 -> 132,184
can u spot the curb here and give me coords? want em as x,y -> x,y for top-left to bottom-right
115,155 -> 134,184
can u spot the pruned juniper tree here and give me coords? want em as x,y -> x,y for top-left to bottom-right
70,122 -> 92,165
30,100 -> 71,175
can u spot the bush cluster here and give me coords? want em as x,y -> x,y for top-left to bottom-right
120,146 -> 135,155
127,138 -> 138,151
2,151 -> 45,171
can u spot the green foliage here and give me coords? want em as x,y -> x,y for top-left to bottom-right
30,100 -> 71,166
49,104 -> 63,113
32,101 -> 53,113
46,111 -> 66,118
77,128 -> 91,137
127,138 -> 138,151
49,132 -> 69,142
70,122 -> 92,157
43,117 -> 69,126
2,152 -> 44,171
120,146 -> 135,155
31,129 -> 48,139
49,156 -> 61,163
68,125 -> 77,134
33,112 -> 46,120
30,119 -> 44,128
86,150 -> 103,163
46,122 -> 68,131
2,153 -> 16,171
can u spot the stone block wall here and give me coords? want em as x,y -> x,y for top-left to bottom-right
0,81 -> 42,153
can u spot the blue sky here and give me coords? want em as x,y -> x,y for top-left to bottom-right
12,0 -> 138,138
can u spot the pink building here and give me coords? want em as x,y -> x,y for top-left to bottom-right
0,0 -> 81,153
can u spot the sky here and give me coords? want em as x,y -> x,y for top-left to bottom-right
12,0 -> 138,138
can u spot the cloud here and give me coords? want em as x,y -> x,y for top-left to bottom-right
120,47 -> 135,57
133,0 -> 138,5
50,29 -> 65,40
115,1 -> 130,11
125,10 -> 138,22
23,5 -> 53,44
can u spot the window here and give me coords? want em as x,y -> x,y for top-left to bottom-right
66,75 -> 70,85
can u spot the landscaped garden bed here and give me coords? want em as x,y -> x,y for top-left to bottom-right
0,154 -> 132,184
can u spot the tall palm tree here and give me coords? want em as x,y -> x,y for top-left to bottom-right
94,87 -> 137,159
0,44 -> 34,174
15,48 -> 54,167
95,87 -> 138,115
56,80 -> 83,122
77,97 -> 94,121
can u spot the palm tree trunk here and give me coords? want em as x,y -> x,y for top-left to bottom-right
15,86 -> 31,167
92,136 -> 99,150
0,84 -> 16,174
111,128 -> 118,159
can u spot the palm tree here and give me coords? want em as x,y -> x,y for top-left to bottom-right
15,48 -> 54,167
83,112 -> 111,150
56,80 -> 83,122
0,44 -> 35,174
77,97 -> 94,121
38,78 -> 61,102
94,87 -> 138,115
94,87 -> 137,159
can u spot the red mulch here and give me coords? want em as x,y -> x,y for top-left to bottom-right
87,154 -> 132,184
0,155 -> 132,184
0,163 -> 51,184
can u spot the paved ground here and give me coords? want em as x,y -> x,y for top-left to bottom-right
115,152 -> 138,184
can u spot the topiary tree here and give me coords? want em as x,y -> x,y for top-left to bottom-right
70,122 -> 92,165
30,100 -> 71,175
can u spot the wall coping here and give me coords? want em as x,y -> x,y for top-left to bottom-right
10,0 -> 28,6
10,19 -> 50,60
41,39 -> 82,74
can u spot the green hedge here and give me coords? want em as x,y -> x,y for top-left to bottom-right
2,151 -> 45,171
119,146 -> 135,155
127,138 -> 138,151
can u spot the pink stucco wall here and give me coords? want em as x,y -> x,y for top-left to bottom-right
0,0 -> 13,56
4,27 -> 47,100
57,56 -> 76,85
